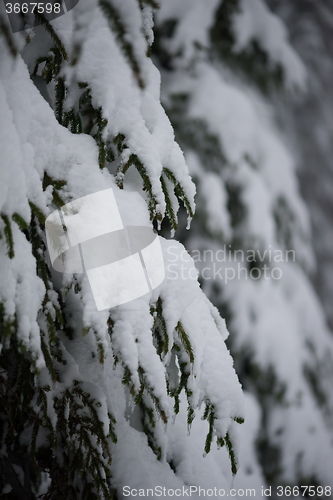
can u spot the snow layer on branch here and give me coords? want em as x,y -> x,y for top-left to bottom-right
155,0 -> 333,487
157,0 -> 306,91
55,236 -> 245,489
164,61 -> 312,264
0,53 -> 45,363
0,3 -> 244,492
233,392 -> 266,495
192,156 -> 232,240
48,3 -> 195,219
192,240 -> 333,486
158,0 -> 220,65
160,239 -> 244,419
233,0 -> 307,90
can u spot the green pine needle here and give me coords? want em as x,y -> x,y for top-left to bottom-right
29,202 -> 46,225
160,174 -> 178,231
156,297 -> 169,356
99,0 -> 145,89
34,12 -> 68,61
175,321 -> 194,363
12,213 -> 29,232
163,167 -> 194,219
1,214 -> 14,259
225,432 -> 238,475
234,416 -> 244,424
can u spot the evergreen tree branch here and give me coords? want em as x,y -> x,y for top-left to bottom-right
99,0 -> 145,89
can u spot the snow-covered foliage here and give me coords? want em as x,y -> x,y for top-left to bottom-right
0,2 -> 245,498
267,0 -> 333,332
2,0 -> 333,496
155,0 -> 333,490
232,0 -> 306,90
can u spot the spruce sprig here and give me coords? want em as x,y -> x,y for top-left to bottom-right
99,0 -> 145,89
34,12 -> 68,61
163,167 -> 195,219
160,174 -> 178,232
1,214 -> 14,259
116,153 -> 160,220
